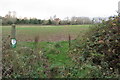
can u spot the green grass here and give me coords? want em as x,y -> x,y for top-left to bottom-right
16,40 -> 74,67
45,41 -> 73,67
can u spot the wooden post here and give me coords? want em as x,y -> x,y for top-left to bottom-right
11,24 -> 17,48
68,34 -> 71,50
11,24 -> 16,39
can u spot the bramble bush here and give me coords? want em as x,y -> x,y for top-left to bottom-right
70,16 -> 120,78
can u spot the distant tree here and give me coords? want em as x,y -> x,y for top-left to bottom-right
70,16 -> 92,25
33,18 -> 39,24
1,12 -> 93,25
54,18 -> 60,25
38,19 -> 42,24
8,11 -> 17,24
3,11 -> 17,25
29,19 -> 34,24
70,16 -> 77,25
48,19 -> 52,25
42,20 -> 49,25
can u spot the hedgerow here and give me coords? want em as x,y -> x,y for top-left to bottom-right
70,16 -> 120,78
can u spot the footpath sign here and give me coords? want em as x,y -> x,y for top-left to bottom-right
11,24 -> 17,48
11,38 -> 17,48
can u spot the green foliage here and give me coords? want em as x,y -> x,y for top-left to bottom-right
87,16 -> 120,70
48,19 -> 52,25
2,47 -> 47,78
70,16 -> 120,78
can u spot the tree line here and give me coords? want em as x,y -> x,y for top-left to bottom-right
0,11 -> 105,25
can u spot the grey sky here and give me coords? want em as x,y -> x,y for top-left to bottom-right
0,0 -> 119,19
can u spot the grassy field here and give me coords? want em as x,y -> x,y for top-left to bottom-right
2,25 -> 93,78
2,25 -> 90,42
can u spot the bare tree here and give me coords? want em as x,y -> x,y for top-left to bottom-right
5,11 -> 17,24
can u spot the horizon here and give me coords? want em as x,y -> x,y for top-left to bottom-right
0,0 -> 120,19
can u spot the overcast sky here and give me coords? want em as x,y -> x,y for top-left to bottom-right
0,0 -> 120,19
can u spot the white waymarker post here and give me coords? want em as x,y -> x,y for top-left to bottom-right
11,24 -> 17,48
118,1 -> 120,16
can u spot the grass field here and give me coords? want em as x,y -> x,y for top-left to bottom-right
2,25 -> 93,78
2,25 -> 90,42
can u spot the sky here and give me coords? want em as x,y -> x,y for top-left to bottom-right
0,0 -> 120,19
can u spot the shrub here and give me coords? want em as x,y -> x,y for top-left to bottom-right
70,16 -> 120,78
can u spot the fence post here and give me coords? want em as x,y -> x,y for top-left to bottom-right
11,24 -> 17,48
68,34 -> 71,50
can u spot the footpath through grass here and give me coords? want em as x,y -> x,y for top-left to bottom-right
17,41 -> 74,67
